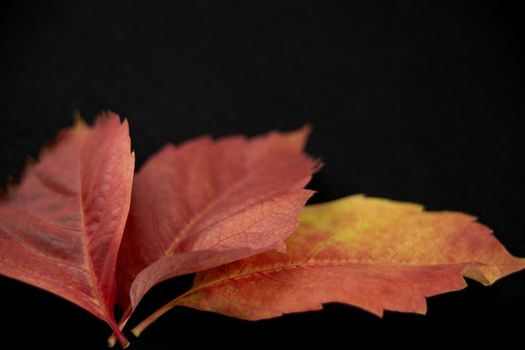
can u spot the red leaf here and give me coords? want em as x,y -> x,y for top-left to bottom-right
115,126 -> 318,329
0,113 -> 134,347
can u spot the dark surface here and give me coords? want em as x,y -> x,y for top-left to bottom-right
1,1 -> 524,349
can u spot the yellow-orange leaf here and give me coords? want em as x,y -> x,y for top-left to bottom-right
133,195 -> 525,333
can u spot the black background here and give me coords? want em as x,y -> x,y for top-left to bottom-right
1,1 -> 524,349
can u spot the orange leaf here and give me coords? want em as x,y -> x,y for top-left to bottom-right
114,126 -> 318,332
0,113 -> 134,347
132,195 -> 525,334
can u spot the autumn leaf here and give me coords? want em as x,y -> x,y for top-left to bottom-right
0,113 -> 134,348
131,195 -> 525,334
113,126 -> 319,335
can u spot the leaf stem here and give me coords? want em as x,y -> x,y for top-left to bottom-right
108,322 -> 130,349
131,299 -> 180,337
107,309 -> 132,348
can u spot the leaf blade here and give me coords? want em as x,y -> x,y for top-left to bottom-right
140,195 -> 525,325
116,126 -> 318,320
0,113 -> 134,346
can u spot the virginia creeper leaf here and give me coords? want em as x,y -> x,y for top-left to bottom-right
114,126 -> 318,330
0,113 -> 134,347
132,195 -> 525,333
